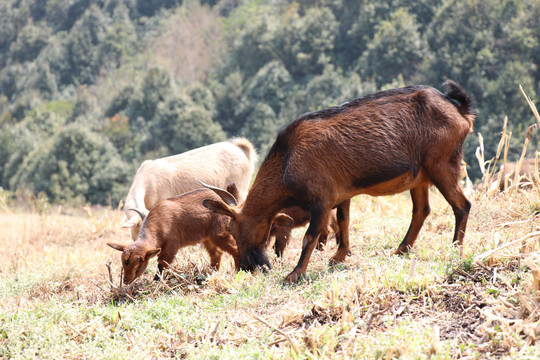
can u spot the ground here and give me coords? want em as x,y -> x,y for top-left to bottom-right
0,187 -> 539,359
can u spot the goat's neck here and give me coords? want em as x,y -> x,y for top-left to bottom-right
134,233 -> 160,250
242,158 -> 288,223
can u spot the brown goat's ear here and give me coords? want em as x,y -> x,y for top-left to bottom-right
144,248 -> 161,260
202,199 -> 236,218
273,213 -> 294,227
107,242 -> 126,252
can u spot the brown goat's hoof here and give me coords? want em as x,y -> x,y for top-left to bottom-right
346,250 -> 352,257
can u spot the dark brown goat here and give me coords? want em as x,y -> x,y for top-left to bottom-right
493,158 -> 538,191
270,207 -> 339,257
107,184 -> 241,284
203,81 -> 476,283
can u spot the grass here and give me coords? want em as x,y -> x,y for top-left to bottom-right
1,186 -> 539,359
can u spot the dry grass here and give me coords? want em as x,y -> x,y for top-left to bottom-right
1,186 -> 539,359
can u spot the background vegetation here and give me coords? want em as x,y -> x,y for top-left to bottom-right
1,0 -> 539,205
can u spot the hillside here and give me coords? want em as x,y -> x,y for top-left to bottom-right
0,0 -> 539,205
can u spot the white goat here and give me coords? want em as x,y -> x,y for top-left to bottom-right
122,138 -> 257,240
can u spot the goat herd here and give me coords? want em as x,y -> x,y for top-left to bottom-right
108,80 -> 477,285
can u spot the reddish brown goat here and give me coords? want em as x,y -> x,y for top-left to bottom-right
203,81 -> 476,283
107,184 -> 241,284
270,207 -> 339,257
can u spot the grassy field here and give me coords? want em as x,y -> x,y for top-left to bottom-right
1,185 -> 539,359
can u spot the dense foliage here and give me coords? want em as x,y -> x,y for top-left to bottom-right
1,0 -> 538,205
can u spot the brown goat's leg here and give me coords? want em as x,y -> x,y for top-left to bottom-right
155,253 -> 175,281
329,200 -> 351,264
203,239 -> 224,270
431,171 -> 471,248
285,207 -> 330,283
154,263 -> 165,281
394,185 -> 431,255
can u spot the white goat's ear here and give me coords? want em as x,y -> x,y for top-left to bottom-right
145,248 -> 161,260
107,242 -> 126,252
273,213 -> 294,227
202,199 -> 236,218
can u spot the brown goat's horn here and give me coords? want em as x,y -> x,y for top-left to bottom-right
128,207 -> 148,221
199,181 -> 238,206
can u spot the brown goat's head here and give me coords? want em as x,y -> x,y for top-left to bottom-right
202,199 -> 293,271
107,242 -> 161,284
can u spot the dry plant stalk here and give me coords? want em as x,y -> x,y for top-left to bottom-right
502,130 -> 512,190
254,315 -> 301,354
478,117 -> 509,192
520,85 -> 540,128
478,85 -> 540,194
475,133 -> 486,175
534,152 -> 540,195
512,124 -> 538,191
474,231 -> 540,263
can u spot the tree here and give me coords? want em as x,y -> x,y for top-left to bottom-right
243,60 -> 293,116
9,22 -> 51,63
286,7 -> 338,80
64,4 -> 109,84
98,4 -> 137,69
213,70 -> 246,134
169,104 -> 227,154
357,7 -> 427,87
126,68 -> 172,138
14,124 -> 129,205
241,102 -> 277,155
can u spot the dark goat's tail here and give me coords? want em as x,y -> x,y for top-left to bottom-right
443,80 -> 476,130
443,80 -> 476,117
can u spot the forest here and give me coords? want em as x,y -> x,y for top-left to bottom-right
1,0 -> 539,205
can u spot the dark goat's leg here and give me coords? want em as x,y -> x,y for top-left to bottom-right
431,167 -> 471,248
285,206 -> 330,283
394,185 -> 431,255
329,199 -> 351,264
